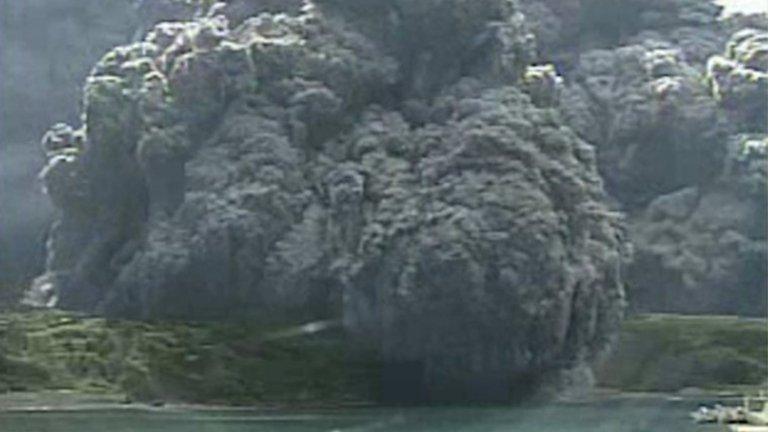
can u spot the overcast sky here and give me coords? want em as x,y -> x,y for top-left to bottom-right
717,0 -> 768,15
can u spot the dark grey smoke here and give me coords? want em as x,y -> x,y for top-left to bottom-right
0,0 -> 196,301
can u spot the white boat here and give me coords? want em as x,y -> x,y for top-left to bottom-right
742,394 -> 768,426
692,392 -> 768,429
727,426 -> 768,432
691,404 -> 746,424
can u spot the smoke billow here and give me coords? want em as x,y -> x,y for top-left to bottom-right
0,0 -> 168,299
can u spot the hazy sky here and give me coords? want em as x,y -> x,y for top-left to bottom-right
717,0 -> 768,15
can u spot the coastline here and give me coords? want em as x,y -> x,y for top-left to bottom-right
0,388 -> 761,415
0,312 -> 764,411
0,390 -> 381,414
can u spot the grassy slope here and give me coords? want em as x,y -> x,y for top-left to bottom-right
597,314 -> 768,392
0,311 -> 764,404
0,311 -> 378,405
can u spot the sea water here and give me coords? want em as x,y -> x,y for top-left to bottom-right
0,398 -> 724,432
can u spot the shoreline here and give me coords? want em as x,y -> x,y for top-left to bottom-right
0,390 -> 378,414
0,388 -> 761,415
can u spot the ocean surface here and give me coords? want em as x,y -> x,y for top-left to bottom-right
0,397 -> 725,432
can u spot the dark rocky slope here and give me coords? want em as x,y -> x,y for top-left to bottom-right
26,0 -> 629,402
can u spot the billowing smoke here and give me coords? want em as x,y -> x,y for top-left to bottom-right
0,0 -> 194,300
